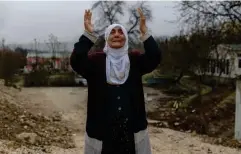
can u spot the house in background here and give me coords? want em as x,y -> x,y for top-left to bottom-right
24,50 -> 72,73
203,44 -> 241,79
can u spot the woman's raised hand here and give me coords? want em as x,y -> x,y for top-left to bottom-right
84,9 -> 93,33
137,8 -> 147,36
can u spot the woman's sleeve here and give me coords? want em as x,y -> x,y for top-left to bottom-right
70,31 -> 98,79
138,34 -> 162,75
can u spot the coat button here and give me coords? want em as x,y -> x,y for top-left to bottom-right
118,107 -> 122,111
117,96 -> 120,99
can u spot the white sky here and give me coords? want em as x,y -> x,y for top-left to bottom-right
0,1 -> 181,45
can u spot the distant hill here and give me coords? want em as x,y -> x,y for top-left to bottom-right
6,42 -> 75,52
5,35 -> 170,51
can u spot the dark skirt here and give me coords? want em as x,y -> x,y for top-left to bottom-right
101,115 -> 135,154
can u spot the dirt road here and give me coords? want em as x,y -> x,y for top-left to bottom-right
2,87 -> 240,154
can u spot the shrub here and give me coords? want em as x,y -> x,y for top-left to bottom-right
23,70 -> 77,87
23,66 -> 80,88
24,70 -> 50,87
48,73 -> 76,87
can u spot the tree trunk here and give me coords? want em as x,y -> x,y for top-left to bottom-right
175,71 -> 184,83
4,78 -> 10,86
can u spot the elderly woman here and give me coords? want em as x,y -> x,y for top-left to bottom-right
70,8 -> 161,154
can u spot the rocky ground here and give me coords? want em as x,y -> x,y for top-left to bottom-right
146,85 -> 241,149
0,83 -> 240,153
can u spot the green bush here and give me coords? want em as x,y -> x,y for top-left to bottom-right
24,70 -> 50,87
48,74 -> 76,87
23,70 -> 79,87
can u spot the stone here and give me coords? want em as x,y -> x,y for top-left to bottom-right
16,132 -> 38,144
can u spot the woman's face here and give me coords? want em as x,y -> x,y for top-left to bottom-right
107,27 -> 126,49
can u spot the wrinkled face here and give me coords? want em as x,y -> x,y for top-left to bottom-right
107,27 -> 126,49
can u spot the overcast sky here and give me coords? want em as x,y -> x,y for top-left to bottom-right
0,1 -> 180,45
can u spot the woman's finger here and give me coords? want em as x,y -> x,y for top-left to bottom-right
87,10 -> 91,19
89,11 -> 92,21
87,9 -> 91,17
137,8 -> 141,16
137,8 -> 144,18
84,10 -> 87,21
87,10 -> 89,19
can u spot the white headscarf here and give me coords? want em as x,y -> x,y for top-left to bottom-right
103,24 -> 130,85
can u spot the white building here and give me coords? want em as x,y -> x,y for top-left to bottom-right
204,44 -> 241,78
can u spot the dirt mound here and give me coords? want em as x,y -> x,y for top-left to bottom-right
0,83 -> 75,149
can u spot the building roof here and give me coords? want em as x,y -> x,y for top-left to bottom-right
222,44 -> 241,52
27,51 -> 71,58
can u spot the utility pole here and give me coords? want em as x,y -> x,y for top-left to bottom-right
235,80 -> 241,141
34,38 -> 38,69
1,38 -> 5,49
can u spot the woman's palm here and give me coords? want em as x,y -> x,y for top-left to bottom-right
137,8 -> 147,36
84,10 -> 93,33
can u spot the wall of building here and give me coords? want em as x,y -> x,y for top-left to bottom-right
24,51 -> 72,73
203,45 -> 241,78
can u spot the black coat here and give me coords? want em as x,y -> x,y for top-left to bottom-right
70,34 -> 161,141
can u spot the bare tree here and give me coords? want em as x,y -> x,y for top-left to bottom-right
1,38 -> 5,49
178,1 -> 241,32
45,34 -> 61,70
46,34 -> 60,59
91,1 -> 126,35
60,42 -> 70,71
34,38 -> 38,67
91,1 -> 152,48
127,1 -> 152,45
29,38 -> 40,71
